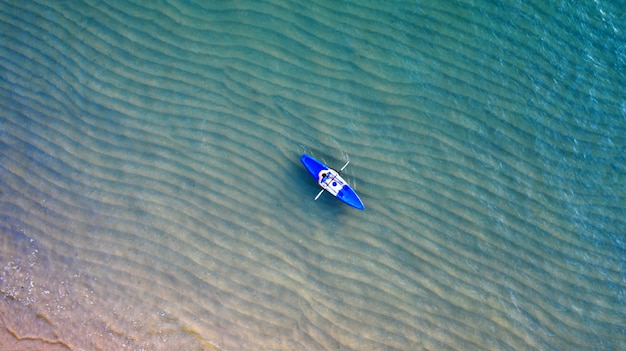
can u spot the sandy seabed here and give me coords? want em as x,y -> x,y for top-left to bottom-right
1,1 -> 624,350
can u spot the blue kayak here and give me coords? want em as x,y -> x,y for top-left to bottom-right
300,154 -> 364,210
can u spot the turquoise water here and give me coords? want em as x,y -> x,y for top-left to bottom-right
1,1 -> 624,350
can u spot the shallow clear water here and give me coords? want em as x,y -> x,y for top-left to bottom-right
1,1 -> 624,350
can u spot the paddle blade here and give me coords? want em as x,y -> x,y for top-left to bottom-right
339,160 -> 350,173
314,189 -> 325,200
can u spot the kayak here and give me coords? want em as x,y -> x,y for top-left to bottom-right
300,154 -> 364,210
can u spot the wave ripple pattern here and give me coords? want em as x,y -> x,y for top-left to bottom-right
1,1 -> 624,350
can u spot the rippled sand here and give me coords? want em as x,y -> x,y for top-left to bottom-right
1,1 -> 624,350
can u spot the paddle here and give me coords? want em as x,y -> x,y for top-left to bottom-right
314,188 -> 325,200
314,160 -> 350,200
338,160 -> 350,173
